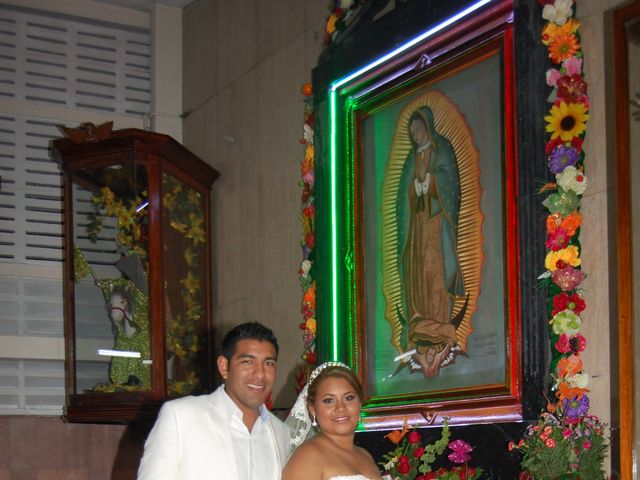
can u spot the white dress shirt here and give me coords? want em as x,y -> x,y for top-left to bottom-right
222,386 -> 280,480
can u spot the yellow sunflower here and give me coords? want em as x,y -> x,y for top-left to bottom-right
544,101 -> 589,141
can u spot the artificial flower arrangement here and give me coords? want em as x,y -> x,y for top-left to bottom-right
298,81 -> 317,375
323,0 -> 364,45
510,0 -> 609,478
510,405 -> 607,479
380,420 -> 483,480
89,185 -> 148,259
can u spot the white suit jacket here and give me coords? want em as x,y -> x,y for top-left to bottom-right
137,386 -> 291,480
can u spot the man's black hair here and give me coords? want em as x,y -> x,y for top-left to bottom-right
221,321 -> 279,359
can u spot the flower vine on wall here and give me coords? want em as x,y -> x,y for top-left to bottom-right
297,0 -> 367,386
510,1 -> 608,478
298,81 -> 317,377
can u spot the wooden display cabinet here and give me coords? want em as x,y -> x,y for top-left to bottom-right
52,125 -> 219,423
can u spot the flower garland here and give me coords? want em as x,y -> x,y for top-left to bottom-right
511,1 -> 608,478
298,81 -> 317,377
297,1 -> 371,388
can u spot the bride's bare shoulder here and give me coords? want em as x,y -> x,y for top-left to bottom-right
283,438 -> 327,479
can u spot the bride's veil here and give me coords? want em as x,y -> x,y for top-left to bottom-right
285,384 -> 316,450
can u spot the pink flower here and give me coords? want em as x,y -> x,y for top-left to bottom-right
563,56 -> 583,76
546,68 -> 563,86
571,333 -> 587,353
546,227 -> 570,251
552,265 -> 585,291
303,170 -> 314,186
582,440 -> 592,450
447,439 -> 473,464
562,428 -> 572,438
545,438 -> 556,448
555,334 -> 571,353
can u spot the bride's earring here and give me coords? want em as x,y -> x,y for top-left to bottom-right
311,415 -> 318,427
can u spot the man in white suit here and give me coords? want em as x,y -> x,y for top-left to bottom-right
137,322 -> 291,479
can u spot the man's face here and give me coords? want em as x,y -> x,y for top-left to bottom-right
217,339 -> 277,416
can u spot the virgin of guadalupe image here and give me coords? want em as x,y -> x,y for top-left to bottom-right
381,91 -> 484,379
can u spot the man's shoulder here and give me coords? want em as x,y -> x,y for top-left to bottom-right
159,387 -> 223,415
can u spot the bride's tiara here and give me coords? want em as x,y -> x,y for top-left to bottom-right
308,361 -> 350,387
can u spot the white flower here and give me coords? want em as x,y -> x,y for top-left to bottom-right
383,457 -> 398,471
542,0 -> 574,26
568,372 -> 591,389
300,260 -> 312,278
556,165 -> 587,194
340,0 -> 355,9
303,123 -> 314,145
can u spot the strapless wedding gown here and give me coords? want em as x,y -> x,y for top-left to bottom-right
327,476 -> 374,480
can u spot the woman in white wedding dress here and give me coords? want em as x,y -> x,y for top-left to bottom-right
283,362 -> 382,480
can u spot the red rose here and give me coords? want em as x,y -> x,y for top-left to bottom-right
396,456 -> 411,474
408,430 -> 422,444
305,232 -> 315,249
413,446 -> 425,458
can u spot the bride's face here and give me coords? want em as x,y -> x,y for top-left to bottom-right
309,376 -> 361,436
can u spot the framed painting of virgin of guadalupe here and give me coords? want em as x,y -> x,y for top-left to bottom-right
315,2 -> 522,428
380,92 -> 484,382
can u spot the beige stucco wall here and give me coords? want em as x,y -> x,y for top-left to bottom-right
579,0 -> 631,459
181,0 -> 327,408
578,0 -> 617,431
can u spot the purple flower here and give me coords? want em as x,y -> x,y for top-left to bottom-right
564,395 -> 590,421
548,145 -> 580,174
447,439 -> 473,464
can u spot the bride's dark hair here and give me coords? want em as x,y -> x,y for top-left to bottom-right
306,365 -> 365,405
